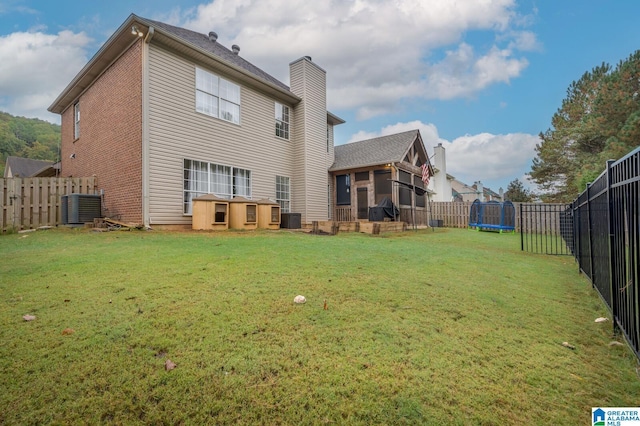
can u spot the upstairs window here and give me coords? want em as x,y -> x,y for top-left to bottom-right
275,102 -> 289,139
196,68 -> 240,124
74,103 -> 80,139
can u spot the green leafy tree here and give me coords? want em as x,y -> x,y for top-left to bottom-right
0,111 -> 60,176
504,178 -> 533,202
530,63 -> 610,202
530,51 -> 640,202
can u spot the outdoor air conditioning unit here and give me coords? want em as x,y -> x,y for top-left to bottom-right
280,212 -> 301,229
62,194 -> 101,224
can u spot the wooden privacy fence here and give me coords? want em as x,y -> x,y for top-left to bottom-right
429,201 -> 563,232
428,201 -> 471,228
1,177 -> 98,232
334,201 -> 573,232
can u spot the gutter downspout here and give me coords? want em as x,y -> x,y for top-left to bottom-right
142,27 -> 154,228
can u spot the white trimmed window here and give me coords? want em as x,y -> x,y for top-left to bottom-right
196,68 -> 240,124
233,168 -> 251,198
184,159 -> 251,214
276,175 -> 290,213
275,102 -> 289,139
74,103 -> 80,139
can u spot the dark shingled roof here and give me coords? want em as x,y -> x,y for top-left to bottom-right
330,130 -> 420,171
141,16 -> 290,92
4,156 -> 55,178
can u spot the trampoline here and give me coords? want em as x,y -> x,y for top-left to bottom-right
468,199 -> 515,233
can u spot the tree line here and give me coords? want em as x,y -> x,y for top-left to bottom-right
0,111 -> 61,177
529,50 -> 640,202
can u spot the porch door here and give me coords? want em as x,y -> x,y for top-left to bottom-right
357,188 -> 368,219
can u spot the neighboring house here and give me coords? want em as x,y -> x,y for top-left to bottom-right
48,14 -> 344,227
424,142 -> 507,203
329,130 -> 433,222
451,179 -> 503,202
479,184 -> 503,201
3,156 -> 58,178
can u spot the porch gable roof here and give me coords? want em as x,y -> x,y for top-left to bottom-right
330,130 -> 423,172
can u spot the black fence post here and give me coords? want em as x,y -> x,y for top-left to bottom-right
586,182 -> 595,283
520,203 -> 523,251
606,159 -> 618,333
574,200 -> 580,275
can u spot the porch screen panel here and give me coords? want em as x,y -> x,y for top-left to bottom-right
357,188 -> 368,219
414,175 -> 425,207
399,170 -> 411,206
374,170 -> 392,205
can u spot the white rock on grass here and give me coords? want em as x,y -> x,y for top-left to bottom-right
294,295 -> 306,304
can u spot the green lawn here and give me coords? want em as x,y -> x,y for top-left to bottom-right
0,228 -> 637,425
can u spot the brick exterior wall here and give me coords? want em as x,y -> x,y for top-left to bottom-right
60,40 -> 143,223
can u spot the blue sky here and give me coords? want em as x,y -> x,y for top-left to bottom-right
1,0 -> 639,193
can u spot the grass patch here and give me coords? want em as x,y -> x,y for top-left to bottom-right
1,228 -> 638,424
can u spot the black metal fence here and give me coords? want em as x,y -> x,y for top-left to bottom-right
567,147 -> 640,359
520,203 -> 573,255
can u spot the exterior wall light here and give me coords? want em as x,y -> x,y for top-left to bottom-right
131,25 -> 143,37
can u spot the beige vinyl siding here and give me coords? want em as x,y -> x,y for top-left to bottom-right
147,43 -> 295,224
289,63 -> 306,222
289,58 -> 328,223
326,123 -> 335,219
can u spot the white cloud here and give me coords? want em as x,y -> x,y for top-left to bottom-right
348,120 -> 446,146
507,30 -> 541,51
445,132 -> 539,182
425,43 -> 528,100
0,30 -> 90,121
347,120 -> 540,189
0,0 -> 539,123
180,0 -> 537,120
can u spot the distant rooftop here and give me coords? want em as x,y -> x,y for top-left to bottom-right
4,156 -> 56,178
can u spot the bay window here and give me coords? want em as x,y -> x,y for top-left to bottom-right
184,159 -> 251,214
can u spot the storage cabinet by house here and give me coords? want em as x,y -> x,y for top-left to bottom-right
256,199 -> 281,230
228,197 -> 258,230
191,194 -> 229,230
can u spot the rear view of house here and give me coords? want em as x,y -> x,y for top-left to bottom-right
48,14 -> 344,228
